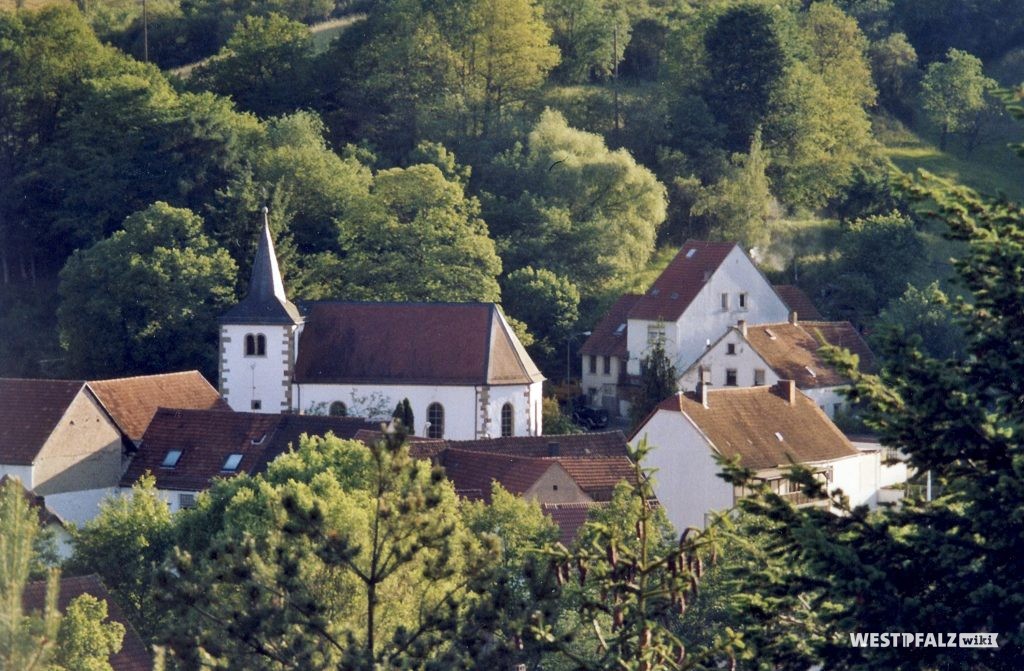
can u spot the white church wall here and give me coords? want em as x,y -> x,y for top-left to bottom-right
220,323 -> 296,413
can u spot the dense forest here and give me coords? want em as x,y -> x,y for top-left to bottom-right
3,1 -> 1024,669
3,0 -> 1023,381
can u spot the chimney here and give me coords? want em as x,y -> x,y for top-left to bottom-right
737,319 -> 747,337
547,441 -> 560,457
774,379 -> 797,405
697,366 -> 711,408
789,310 -> 798,325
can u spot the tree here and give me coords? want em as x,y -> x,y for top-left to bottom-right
691,129 -> 773,251
311,163 -> 503,303
542,0 -> 632,84
542,396 -> 584,435
0,478 -> 60,671
531,440 -> 739,669
392,398 -> 415,434
486,109 -> 666,295
191,13 -> 315,119
921,48 -> 996,150
160,431 -> 494,669
67,475 -> 175,644
702,4 -> 787,153
629,339 -> 678,429
869,32 -> 919,117
57,202 -> 237,378
721,170 -> 1024,669
51,595 -> 125,671
875,281 -> 967,361
502,266 -> 580,364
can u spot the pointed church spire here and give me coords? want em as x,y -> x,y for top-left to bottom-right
220,207 -> 302,325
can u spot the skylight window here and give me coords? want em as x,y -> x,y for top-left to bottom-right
161,450 -> 182,468
774,432 -> 784,442
614,323 -> 626,335
651,288 -> 660,296
670,292 -> 679,299
222,453 -> 243,472
764,328 -> 776,340
805,366 -> 817,378
686,248 -> 697,259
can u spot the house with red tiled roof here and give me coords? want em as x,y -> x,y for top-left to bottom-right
678,315 -> 877,418
219,212 -> 544,440
631,380 -> 888,531
580,241 -> 789,416
23,574 -> 153,671
121,408 -> 378,511
0,372 -> 228,523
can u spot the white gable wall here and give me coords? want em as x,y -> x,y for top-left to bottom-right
678,328 -> 778,391
626,247 -> 789,375
631,409 -> 734,531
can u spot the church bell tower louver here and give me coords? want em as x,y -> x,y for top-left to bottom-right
218,208 -> 302,413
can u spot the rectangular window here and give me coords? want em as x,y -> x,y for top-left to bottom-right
588,355 -> 596,374
603,356 -> 611,375
161,450 -> 182,468
725,369 -> 738,386
179,493 -> 196,509
251,400 -> 262,410
222,453 -> 243,472
647,325 -> 665,345
721,293 -> 730,310
739,293 -> 748,309
726,343 -> 736,355
753,369 -> 766,386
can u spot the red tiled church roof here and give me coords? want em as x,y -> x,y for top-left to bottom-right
294,302 -> 543,385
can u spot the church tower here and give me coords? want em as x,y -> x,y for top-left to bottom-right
219,209 -> 302,413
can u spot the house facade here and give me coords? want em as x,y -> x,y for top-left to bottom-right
581,241 -> 790,416
220,212 -> 544,439
678,317 -> 877,418
631,381 -> 886,531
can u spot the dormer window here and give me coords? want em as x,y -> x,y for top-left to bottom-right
222,453 -> 243,472
161,450 -> 182,468
245,334 -> 266,357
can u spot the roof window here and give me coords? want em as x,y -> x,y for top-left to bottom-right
614,323 -> 626,335
161,450 -> 182,468
686,248 -> 697,259
805,366 -> 817,378
774,432 -> 784,442
651,288 -> 660,296
764,328 -> 776,340
222,454 -> 243,472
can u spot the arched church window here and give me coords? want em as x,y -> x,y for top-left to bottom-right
245,334 -> 266,357
329,401 -> 347,417
501,402 -> 514,437
427,403 -> 445,439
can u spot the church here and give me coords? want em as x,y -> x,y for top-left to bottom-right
218,211 -> 545,440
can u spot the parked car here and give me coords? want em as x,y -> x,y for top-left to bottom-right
571,396 -> 609,430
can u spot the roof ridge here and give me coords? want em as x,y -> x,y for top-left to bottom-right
88,370 -> 199,384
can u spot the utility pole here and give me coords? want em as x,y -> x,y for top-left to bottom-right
612,19 -> 620,132
142,0 -> 149,63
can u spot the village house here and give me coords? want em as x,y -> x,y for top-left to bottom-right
580,241 -> 790,416
678,316 -> 877,418
23,574 -> 153,671
219,212 -> 544,439
120,408 -> 378,512
0,372 -> 224,524
631,380 -> 895,531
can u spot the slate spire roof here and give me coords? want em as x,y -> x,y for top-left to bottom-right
221,208 -> 301,325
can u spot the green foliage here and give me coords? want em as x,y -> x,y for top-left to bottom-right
0,478 -> 60,671
692,129 -> 773,251
868,32 -> 919,117
533,439 -> 739,669
191,13 -> 315,118
51,595 -> 125,671
875,281 -> 967,360
502,267 -> 581,363
67,471 -> 176,644
702,4 -> 787,154
920,48 -> 997,150
542,396 -> 584,435
722,170 -> 1024,668
542,0 -> 631,84
487,109 -> 666,295
629,338 -> 678,429
392,398 -> 415,434
57,202 -> 237,378
160,432 -> 493,668
308,162 -> 503,303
